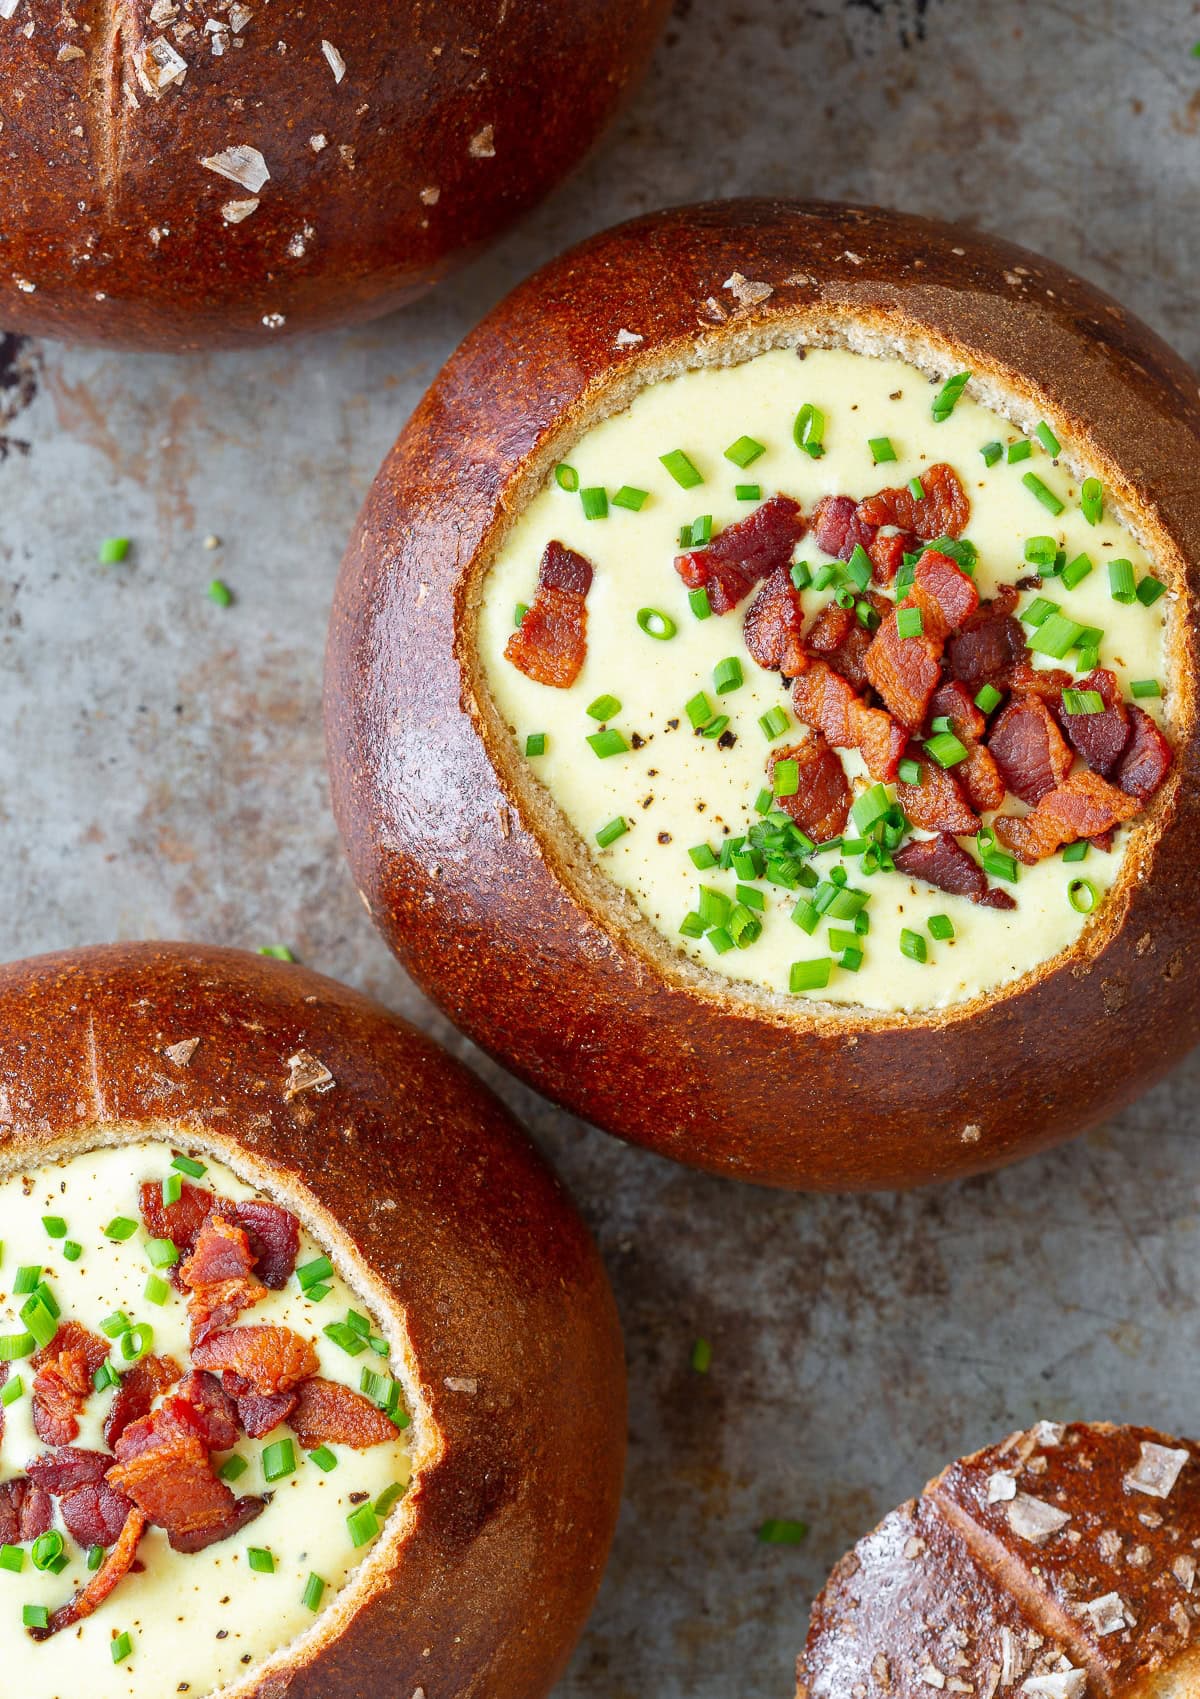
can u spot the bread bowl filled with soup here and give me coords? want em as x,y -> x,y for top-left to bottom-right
326,199 -> 1200,1190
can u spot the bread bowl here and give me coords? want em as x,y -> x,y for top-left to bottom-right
0,0 -> 669,350
0,941 -> 625,1699
325,197 -> 1200,1191
797,1420 -> 1200,1699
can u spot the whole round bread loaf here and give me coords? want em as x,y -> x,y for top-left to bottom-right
0,0 -> 669,349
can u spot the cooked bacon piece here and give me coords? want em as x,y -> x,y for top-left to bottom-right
768,735 -> 851,843
867,530 -> 916,586
894,834 -> 1016,910
28,1447 -> 111,1494
288,1377 -> 398,1450
62,1479 -> 134,1549
929,679 -> 987,741
944,588 -> 1026,688
792,662 -> 908,782
140,1179 -> 215,1285
857,462 -> 969,540
1005,660 -> 1073,703
221,1199 -> 300,1289
906,549 -> 979,641
958,743 -> 1007,816
0,1476 -> 52,1544
743,565 -> 808,676
1061,668 -> 1130,777
988,693 -> 1073,805
1116,704 -> 1172,802
27,1506 -> 146,1642
191,1325 -> 320,1396
225,1375 -> 299,1439
812,493 -> 876,563
168,1492 -> 266,1555
896,755 -> 979,836
32,1322 -> 110,1446
503,539 -> 593,687
181,1216 -> 268,1344
806,593 -> 890,693
864,614 -> 943,730
103,1353 -> 181,1448
993,771 -> 1140,864
108,1402 -> 262,1552
177,1370 -> 240,1451
675,495 -> 806,615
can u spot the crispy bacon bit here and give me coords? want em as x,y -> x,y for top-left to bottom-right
959,743 -> 1007,816
989,693 -> 1073,805
906,549 -> 980,640
103,1353 -> 181,1448
168,1492 -> 266,1554
675,495 -> 806,614
191,1325 -> 320,1396
224,1375 -> 299,1439
1062,669 -> 1130,776
857,462 -> 969,540
61,1478 -> 134,1549
896,755 -> 979,836
768,735 -> 851,842
140,1179 -> 214,1277
812,493 -> 876,563
864,614 -> 942,730
805,596 -> 889,693
177,1370 -> 240,1451
0,1476 -> 53,1544
867,530 -> 916,586
27,1506 -> 146,1642
32,1322 -> 110,1446
945,588 -> 1025,688
743,565 -> 808,676
221,1199 -> 300,1289
1116,705 -> 1172,803
504,539 -> 593,687
289,1377 -> 398,1450
993,771 -> 1140,864
28,1447 -> 111,1494
108,1403 -> 262,1552
181,1216 -> 268,1343
929,679 -> 987,742
894,834 -> 1016,910
792,662 -> 908,782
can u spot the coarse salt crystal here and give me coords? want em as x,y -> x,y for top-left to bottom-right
469,123 -> 495,157
1006,1494 -> 1071,1544
221,197 -> 259,223
137,36 -> 188,95
987,1471 -> 1017,1503
201,144 -> 270,193
723,270 -> 773,306
321,38 -> 345,81
310,133 -> 327,152
1125,1441 -> 1189,1499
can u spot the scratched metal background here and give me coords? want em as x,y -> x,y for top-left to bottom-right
2,2 -> 1199,1694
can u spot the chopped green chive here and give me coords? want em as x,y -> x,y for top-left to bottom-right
93,1360 -> 120,1392
932,372 -> 971,422
928,914 -> 955,942
310,1446 -> 338,1474
247,1547 -> 275,1574
1024,535 -> 1058,568
900,929 -> 928,963
347,1504 -> 380,1548
98,537 -> 130,564
262,1439 -> 297,1483
586,693 -> 621,721
688,587 -> 712,621
690,1338 -> 713,1373
660,449 -> 703,488
907,475 -> 925,501
172,1153 -> 208,1178
104,1217 -> 138,1242
162,1171 -> 183,1206
0,1545 -> 23,1574
1081,477 -> 1103,525
524,732 -> 546,757
789,959 -> 831,992
758,705 -> 790,741
1,1374 -> 22,1406
868,435 -> 897,464
257,945 -> 296,963
1006,439 -> 1033,463
1029,612 -> 1086,660
1022,472 -> 1064,515
101,1310 -> 131,1339
302,1573 -> 326,1613
87,1544 -> 104,1571
595,817 -> 627,849
119,1322 -> 154,1363
513,601 -> 528,628
13,1266 -> 40,1296
145,1237 -> 179,1269
689,843 -> 718,870
1107,559 -> 1136,602
636,607 -> 676,640
554,463 -> 579,492
1137,575 -> 1167,606
679,912 -> 705,939
220,1454 -> 249,1482
1060,553 -> 1093,590
41,1216 -> 66,1239
924,731 -> 969,769
585,728 -> 630,758
1130,679 -> 1162,699
793,404 -> 825,458
974,683 -> 1002,714
111,1632 -> 133,1665
23,1604 -> 50,1631
790,560 -> 811,590
1035,421 -> 1061,457
612,484 -> 649,511
579,487 -> 607,520
714,656 -> 743,694
896,606 -> 924,640
897,758 -> 922,785
982,849 -> 1019,883
735,483 -> 761,502
980,441 -> 1003,467
208,578 -> 233,607
1062,840 -> 1090,864
1068,877 -> 1097,914
725,434 -> 765,468
143,1274 -> 170,1307
375,1482 -> 406,1517
19,1297 -> 57,1351
757,1518 -> 809,1545
773,759 -> 799,798
850,784 -> 891,833
31,1531 -> 64,1571
1062,689 -> 1105,716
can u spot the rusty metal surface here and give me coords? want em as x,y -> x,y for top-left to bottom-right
2,3 -> 1198,1694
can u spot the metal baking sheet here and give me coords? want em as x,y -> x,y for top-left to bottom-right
2,3 -> 1197,1693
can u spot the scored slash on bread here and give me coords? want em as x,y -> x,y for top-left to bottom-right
798,1423 -> 1200,1699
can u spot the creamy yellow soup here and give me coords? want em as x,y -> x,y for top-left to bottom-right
0,1141 -> 413,1699
479,347 -> 1171,1012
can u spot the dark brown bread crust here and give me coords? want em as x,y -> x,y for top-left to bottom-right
0,0 -> 670,350
0,942 -> 626,1699
798,1422 -> 1200,1698
325,197 -> 1200,1191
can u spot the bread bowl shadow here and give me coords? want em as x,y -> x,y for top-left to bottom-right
0,941 -> 626,1699
325,197 -> 1200,1192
